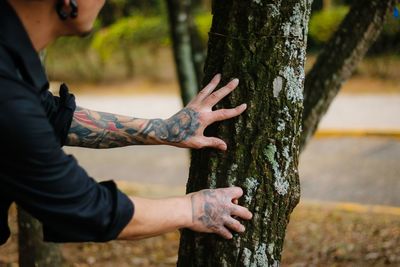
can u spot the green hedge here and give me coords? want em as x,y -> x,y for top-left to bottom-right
91,15 -> 169,61
308,4 -> 400,52
308,6 -> 349,44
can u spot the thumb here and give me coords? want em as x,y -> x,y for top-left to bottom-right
203,137 -> 227,151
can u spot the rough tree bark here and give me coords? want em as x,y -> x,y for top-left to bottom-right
178,0 -> 311,265
301,0 -> 397,148
17,207 -> 64,267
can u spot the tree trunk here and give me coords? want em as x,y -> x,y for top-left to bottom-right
301,0 -> 397,149
17,207 -> 65,267
178,0 -> 311,265
166,0 -> 201,106
188,15 -> 207,90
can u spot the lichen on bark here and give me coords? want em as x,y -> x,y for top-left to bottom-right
177,0 -> 311,266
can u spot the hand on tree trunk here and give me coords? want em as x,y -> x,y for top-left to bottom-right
188,187 -> 253,239
162,74 -> 247,150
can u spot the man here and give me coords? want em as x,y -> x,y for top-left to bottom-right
0,0 -> 252,245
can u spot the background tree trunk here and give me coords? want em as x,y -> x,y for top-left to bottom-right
301,0 -> 397,149
178,0 -> 311,265
166,0 -> 201,105
17,207 -> 65,267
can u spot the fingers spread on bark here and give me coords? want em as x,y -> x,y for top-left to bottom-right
225,187 -> 244,199
190,188 -> 252,239
231,204 -> 253,220
204,78 -> 239,107
209,104 -> 247,123
202,137 -> 227,150
224,216 -> 245,233
195,73 -> 222,103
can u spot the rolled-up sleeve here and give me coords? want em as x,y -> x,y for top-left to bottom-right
0,91 -> 134,243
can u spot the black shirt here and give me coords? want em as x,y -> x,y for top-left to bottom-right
0,0 -> 134,245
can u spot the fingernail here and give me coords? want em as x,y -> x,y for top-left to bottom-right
232,78 -> 239,84
241,226 -> 246,232
241,103 -> 247,109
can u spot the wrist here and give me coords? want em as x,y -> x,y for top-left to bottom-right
137,118 -> 167,145
181,194 -> 194,229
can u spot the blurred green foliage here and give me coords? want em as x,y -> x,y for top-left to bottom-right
45,1 -> 399,82
308,4 -> 400,53
91,15 -> 169,62
193,13 -> 212,43
308,6 -> 349,44
98,0 -> 164,26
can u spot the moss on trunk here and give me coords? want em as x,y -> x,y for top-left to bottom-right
178,0 -> 311,265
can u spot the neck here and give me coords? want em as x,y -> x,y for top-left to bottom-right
8,0 -> 62,52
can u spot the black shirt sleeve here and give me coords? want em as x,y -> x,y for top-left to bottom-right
0,87 -> 134,243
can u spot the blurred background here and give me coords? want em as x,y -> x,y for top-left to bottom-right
1,0 -> 400,266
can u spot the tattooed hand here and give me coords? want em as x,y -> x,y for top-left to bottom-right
67,74 -> 245,149
187,187 -> 253,239
144,74 -> 247,150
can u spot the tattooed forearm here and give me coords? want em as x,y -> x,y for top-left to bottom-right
66,107 -> 200,148
66,107 -> 145,148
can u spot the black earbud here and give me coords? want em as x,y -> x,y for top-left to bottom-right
56,0 -> 79,21
70,0 -> 78,19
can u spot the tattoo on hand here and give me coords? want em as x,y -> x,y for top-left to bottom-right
191,189 -> 231,234
142,108 -> 200,143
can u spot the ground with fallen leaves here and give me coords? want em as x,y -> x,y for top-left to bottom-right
1,200 -> 399,267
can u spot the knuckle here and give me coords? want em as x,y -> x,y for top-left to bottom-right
216,112 -> 226,121
198,89 -> 207,96
230,204 -> 240,214
193,142 -> 203,149
212,139 -> 221,147
231,222 -> 241,232
220,109 -> 230,117
190,140 -> 202,149
210,92 -> 219,100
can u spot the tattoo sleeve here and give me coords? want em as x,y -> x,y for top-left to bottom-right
66,106 -> 200,149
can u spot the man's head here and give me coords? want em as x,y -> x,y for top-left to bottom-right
56,0 -> 106,36
9,0 -> 106,47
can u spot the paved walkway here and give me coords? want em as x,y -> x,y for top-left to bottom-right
66,93 -> 400,206
73,93 -> 400,131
